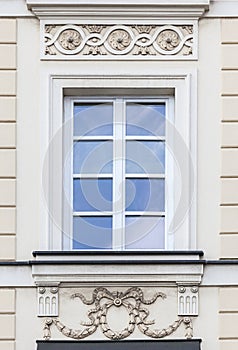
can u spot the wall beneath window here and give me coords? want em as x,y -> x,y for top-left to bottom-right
0,289 -> 16,350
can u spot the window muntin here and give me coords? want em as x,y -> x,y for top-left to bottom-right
64,98 -> 172,250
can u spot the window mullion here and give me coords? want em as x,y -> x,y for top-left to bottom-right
112,99 -> 125,250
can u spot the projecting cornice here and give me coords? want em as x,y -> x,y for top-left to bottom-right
26,0 -> 210,20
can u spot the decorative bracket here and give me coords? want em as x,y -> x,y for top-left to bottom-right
177,285 -> 199,316
37,286 -> 59,317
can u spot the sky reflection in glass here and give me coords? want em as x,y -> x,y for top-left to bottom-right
73,179 -> 112,212
126,179 -> 165,212
125,216 -> 165,249
73,216 -> 112,249
73,141 -> 113,174
126,103 -> 165,136
74,103 -> 113,136
126,141 -> 165,173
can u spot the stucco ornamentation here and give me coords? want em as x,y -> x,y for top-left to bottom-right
108,29 -> 132,51
42,287 -> 194,340
38,286 -> 59,317
157,30 -> 180,51
58,29 -> 82,50
43,24 -> 195,59
178,285 -> 199,316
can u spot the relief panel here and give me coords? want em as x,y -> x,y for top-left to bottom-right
42,22 -> 197,60
41,287 -> 194,341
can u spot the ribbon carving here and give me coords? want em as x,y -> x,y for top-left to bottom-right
43,287 -> 193,340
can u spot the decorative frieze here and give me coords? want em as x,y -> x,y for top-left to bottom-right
178,285 -> 199,316
42,287 -> 194,340
42,23 -> 197,60
38,286 -> 59,317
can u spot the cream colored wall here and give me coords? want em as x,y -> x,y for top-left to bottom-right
197,17 -> 221,258
0,19 -> 16,261
221,19 -> 238,259
219,288 -> 238,350
0,18 -> 17,349
219,19 -> 238,350
0,289 -> 15,350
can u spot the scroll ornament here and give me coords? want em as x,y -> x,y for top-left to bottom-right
44,24 -> 194,58
42,287 -> 193,340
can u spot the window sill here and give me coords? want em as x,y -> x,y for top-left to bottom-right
32,250 -> 204,286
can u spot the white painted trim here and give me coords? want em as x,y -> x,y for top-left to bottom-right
27,0 -> 209,20
32,262 -> 204,285
1,0 -> 238,18
2,263 -> 238,287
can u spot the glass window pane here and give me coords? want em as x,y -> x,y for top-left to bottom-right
73,179 -> 112,211
74,103 -> 113,136
126,179 -> 165,211
126,103 -> 165,136
73,216 -> 112,249
126,141 -> 165,174
125,216 -> 165,249
73,141 -> 113,174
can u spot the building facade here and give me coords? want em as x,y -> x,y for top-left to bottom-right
0,0 -> 238,349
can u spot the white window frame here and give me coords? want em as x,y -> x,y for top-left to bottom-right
40,72 -> 197,251
63,96 -> 174,250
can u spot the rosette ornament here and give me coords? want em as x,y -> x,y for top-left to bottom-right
108,29 -> 131,51
157,30 -> 180,51
58,29 -> 81,50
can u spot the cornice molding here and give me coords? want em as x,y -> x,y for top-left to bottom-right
26,0 -> 210,20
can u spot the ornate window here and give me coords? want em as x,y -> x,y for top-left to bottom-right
41,73 -> 196,251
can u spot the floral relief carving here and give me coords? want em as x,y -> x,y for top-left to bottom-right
108,30 -> 132,51
157,30 -> 180,51
58,29 -> 82,50
43,23 -> 195,59
42,287 -> 194,341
